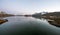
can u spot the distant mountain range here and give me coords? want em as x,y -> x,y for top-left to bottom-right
32,12 -> 48,18
32,12 -> 60,18
42,12 -> 60,16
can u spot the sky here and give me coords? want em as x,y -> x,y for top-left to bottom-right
0,0 -> 60,15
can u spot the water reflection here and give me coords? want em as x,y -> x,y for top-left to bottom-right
0,16 -> 60,35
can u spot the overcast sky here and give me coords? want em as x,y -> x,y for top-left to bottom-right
0,0 -> 60,15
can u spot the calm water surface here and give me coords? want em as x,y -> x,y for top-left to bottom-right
0,16 -> 60,35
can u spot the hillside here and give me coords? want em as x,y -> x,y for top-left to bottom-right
42,12 -> 60,16
0,11 -> 14,17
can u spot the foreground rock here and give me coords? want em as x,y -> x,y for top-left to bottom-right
47,19 -> 60,27
0,19 -> 8,24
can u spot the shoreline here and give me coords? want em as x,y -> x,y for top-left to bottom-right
33,16 -> 60,27
47,18 -> 60,27
0,19 -> 8,24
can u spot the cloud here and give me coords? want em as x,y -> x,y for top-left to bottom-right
0,0 -> 60,15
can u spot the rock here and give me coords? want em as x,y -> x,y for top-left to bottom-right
48,19 -> 60,27
0,19 -> 8,24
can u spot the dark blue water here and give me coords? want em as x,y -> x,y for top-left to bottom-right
0,16 -> 60,35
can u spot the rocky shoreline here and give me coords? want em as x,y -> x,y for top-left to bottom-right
47,18 -> 60,27
0,19 -> 8,24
